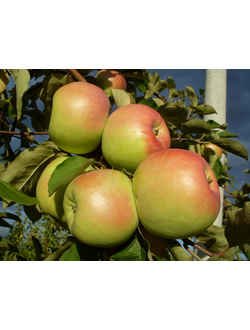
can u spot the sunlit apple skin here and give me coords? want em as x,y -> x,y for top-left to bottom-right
36,156 -> 70,230
101,104 -> 171,173
49,82 -> 110,155
63,169 -> 139,248
133,148 -> 221,239
95,69 -> 127,96
0,69 -> 9,93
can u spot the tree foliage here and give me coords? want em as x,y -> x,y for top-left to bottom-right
0,69 -> 249,261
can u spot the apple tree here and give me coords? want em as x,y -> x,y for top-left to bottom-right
0,69 -> 249,261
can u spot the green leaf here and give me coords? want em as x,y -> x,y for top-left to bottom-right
189,104 -> 217,115
110,234 -> 148,261
157,100 -> 188,124
183,118 -> 212,134
145,72 -> 169,99
111,89 -> 131,108
44,237 -> 76,261
225,202 -> 250,247
8,69 -> 30,120
166,76 -> 177,100
242,183 -> 250,195
0,241 -> 19,253
185,86 -> 198,106
211,138 -> 248,161
31,236 -> 43,261
40,73 -> 73,127
0,179 -> 38,206
59,241 -> 101,261
48,157 -> 95,196
1,141 -> 67,208
212,159 -> 223,181
161,238 -> 191,261
195,225 -> 236,259
138,98 -> 158,111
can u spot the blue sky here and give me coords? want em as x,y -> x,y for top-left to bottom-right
1,69 -> 249,238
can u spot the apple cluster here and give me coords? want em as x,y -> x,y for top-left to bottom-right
36,70 -> 221,248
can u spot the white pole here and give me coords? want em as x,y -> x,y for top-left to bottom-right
193,69 -> 227,260
204,69 -> 227,227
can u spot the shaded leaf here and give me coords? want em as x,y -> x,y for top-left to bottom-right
183,118 -> 212,134
44,237 -> 76,261
138,98 -> 158,111
0,241 -> 19,253
32,236 -> 43,261
0,212 -> 21,222
1,141 -> 67,207
8,69 -> 30,120
211,138 -> 248,160
0,180 -> 38,206
157,100 -> 188,124
207,256 -> 234,261
161,238 -> 191,261
48,157 -> 95,196
110,233 -> 148,261
59,240 -> 101,261
40,73 -> 73,127
217,131 -> 239,138
195,225 -> 236,259
0,219 -> 12,228
225,202 -> 250,247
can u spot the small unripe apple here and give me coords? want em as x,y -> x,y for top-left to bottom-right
102,104 -> 171,173
95,69 -> 127,96
63,169 -> 139,248
49,82 -> 110,155
36,156 -> 70,229
202,143 -> 223,160
0,69 -> 9,93
133,148 -> 221,239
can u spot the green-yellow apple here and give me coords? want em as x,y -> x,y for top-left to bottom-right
49,81 -> 110,154
95,69 -> 127,96
202,142 -> 223,160
36,156 -> 70,229
101,104 -> 171,173
0,69 -> 9,93
133,148 -> 221,239
63,169 -> 139,248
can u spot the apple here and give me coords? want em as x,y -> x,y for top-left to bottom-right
49,81 -> 110,155
202,142 -> 223,160
0,69 -> 9,93
63,169 -> 139,248
95,69 -> 127,96
101,104 -> 171,173
36,156 -> 70,230
133,148 -> 221,239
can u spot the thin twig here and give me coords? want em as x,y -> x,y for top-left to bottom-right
153,92 -> 167,104
0,131 -> 49,136
67,69 -> 87,83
